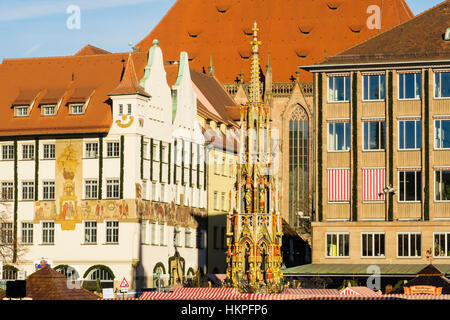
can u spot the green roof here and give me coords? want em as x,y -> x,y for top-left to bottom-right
283,264 -> 450,277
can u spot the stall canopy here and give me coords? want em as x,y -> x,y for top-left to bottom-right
390,264 -> 450,294
139,287 -> 241,300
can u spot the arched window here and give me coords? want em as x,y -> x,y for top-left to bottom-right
84,265 -> 114,282
2,265 -> 18,280
289,107 -> 309,227
54,265 -> 80,280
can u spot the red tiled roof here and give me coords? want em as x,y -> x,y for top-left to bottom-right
0,51 -> 149,137
137,0 -> 413,83
74,44 -> 111,56
313,0 -> 450,66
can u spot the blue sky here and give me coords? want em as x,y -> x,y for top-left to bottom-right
0,0 -> 443,61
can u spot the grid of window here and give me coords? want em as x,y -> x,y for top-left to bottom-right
127,104 -> 132,115
106,221 -> 119,243
106,179 -> 119,199
398,233 -> 421,257
119,104 -> 123,115
43,181 -> 55,200
328,122 -> 350,151
362,233 -> 385,257
399,73 -> 421,99
434,233 -> 450,257
0,222 -> 13,244
326,233 -> 349,257
84,221 -> 97,244
22,144 -> 34,160
106,142 -> 120,157
399,120 -> 421,150
21,222 -> 33,244
2,145 -> 14,160
43,144 -> 55,159
363,74 -> 386,101
70,104 -> 84,114
85,143 -> 98,158
196,230 -> 204,249
15,106 -> 29,117
42,105 -> 56,116
399,171 -> 422,202
22,181 -> 35,200
435,119 -> 450,149
42,222 -> 55,244
1,182 -> 14,201
435,170 -> 450,201
363,121 -> 385,151
152,182 -> 157,201
435,71 -> 450,98
174,227 -> 181,247
84,180 -> 98,199
328,75 -> 350,102
221,192 -> 226,211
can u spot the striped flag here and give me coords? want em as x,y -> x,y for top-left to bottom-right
328,169 -> 350,202
363,168 -> 385,201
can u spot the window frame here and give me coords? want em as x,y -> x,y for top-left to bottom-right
433,232 -> 450,257
41,104 -> 56,116
398,72 -> 422,100
363,120 -> 386,151
1,182 -> 14,201
106,141 -> 120,158
105,220 -> 119,244
363,73 -> 386,101
434,169 -> 450,202
15,105 -> 29,117
398,170 -> 422,203
105,179 -> 120,199
434,118 -> 450,150
84,221 -> 97,244
43,144 -> 56,159
21,222 -> 33,244
42,221 -> 55,245
84,180 -> 98,200
328,120 -> 351,152
22,181 -> 35,201
434,71 -> 450,99
397,232 -> 422,258
22,144 -> 35,160
361,232 -> 386,258
42,181 -> 55,200
70,103 -> 84,115
398,119 -> 422,150
327,74 -> 351,103
2,145 -> 14,161
85,142 -> 99,159
325,232 -> 350,258
0,222 -> 13,244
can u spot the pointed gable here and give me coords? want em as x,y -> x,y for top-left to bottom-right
137,0 -> 413,82
74,44 -> 110,56
109,54 -> 150,97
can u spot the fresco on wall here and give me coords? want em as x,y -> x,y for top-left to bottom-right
136,198 -> 207,229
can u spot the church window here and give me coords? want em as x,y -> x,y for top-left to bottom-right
288,107 -> 308,228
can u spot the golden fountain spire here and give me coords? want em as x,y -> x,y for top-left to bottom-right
249,21 -> 262,104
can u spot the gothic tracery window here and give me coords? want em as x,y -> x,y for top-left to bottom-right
288,106 -> 309,227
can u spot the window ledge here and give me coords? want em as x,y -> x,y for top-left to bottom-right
362,149 -> 385,152
360,256 -> 386,259
39,243 -> 55,246
325,256 -> 350,259
103,242 -> 119,245
327,100 -> 350,104
81,243 -> 97,245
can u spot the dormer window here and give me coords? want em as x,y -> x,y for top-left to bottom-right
42,104 -> 56,116
15,106 -> 29,117
127,104 -> 132,115
70,103 -> 84,115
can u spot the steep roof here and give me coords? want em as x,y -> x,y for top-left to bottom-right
74,44 -> 111,56
310,0 -> 450,67
137,0 -> 413,83
0,51 -> 148,137
0,267 -> 99,300
109,53 -> 150,97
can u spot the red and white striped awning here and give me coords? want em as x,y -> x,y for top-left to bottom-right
363,168 -> 385,201
328,169 -> 350,202
339,287 -> 381,296
140,288 -> 242,300
282,288 -> 340,295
